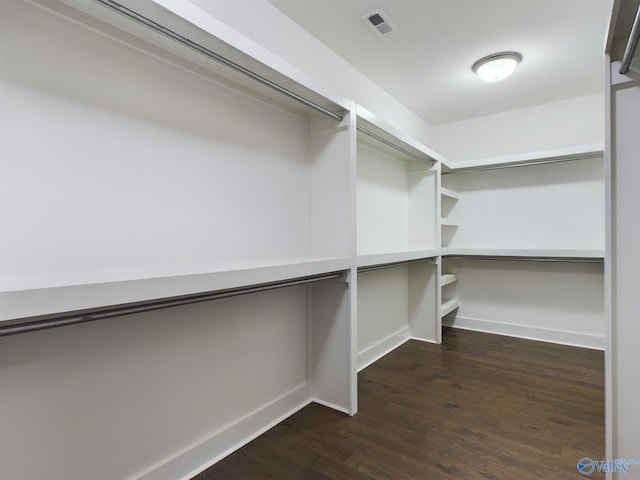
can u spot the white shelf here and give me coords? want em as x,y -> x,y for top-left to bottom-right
441,274 -> 459,286
40,0 -> 350,118
444,248 -> 605,259
440,218 -> 459,227
356,105 -> 445,165
356,249 -> 441,269
0,257 -> 352,323
440,298 -> 460,317
440,187 -> 460,200
442,144 -> 604,172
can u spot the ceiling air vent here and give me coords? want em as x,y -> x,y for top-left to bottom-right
363,9 -> 397,36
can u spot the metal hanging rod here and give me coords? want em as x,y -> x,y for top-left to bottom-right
358,257 -> 436,273
442,152 -> 603,175
91,0 -> 344,121
620,4 -> 640,74
0,271 -> 344,337
444,255 -> 603,264
357,126 -> 435,167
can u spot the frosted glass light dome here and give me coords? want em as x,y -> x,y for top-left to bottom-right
472,52 -> 522,82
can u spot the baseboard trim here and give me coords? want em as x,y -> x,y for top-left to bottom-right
409,336 -> 439,345
136,384 -> 312,480
357,327 -> 410,372
443,315 -> 604,350
312,398 -> 351,415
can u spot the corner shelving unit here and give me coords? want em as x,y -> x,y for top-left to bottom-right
438,148 -> 605,349
439,179 -> 460,250
439,148 -> 605,251
438,180 -> 461,323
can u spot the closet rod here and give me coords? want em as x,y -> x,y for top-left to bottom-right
0,271 -> 344,337
91,0 -> 344,121
358,257 -> 436,273
441,152 -> 602,175
444,255 -> 603,264
620,4 -> 640,74
357,126 -> 435,167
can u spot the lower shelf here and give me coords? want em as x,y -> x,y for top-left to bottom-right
441,273 -> 458,286
440,298 -> 460,317
0,257 -> 351,325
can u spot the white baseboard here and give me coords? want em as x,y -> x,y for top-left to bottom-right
409,335 -> 439,345
357,327 -> 410,372
312,397 -> 351,415
136,384 -> 312,480
443,315 -> 604,350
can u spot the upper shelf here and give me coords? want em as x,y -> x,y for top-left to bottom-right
440,187 -> 460,200
39,0 -> 349,120
356,105 -> 443,167
441,144 -> 604,174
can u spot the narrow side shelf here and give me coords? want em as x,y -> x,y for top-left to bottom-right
441,273 -> 459,286
440,298 -> 460,317
440,187 -> 460,200
440,218 -> 459,227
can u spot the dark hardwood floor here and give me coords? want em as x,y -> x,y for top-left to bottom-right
194,328 -> 604,479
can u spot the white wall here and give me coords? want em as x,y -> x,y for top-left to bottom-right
431,94 -> 605,162
357,143 -> 410,254
1,0 -> 322,291
357,266 -> 409,361
0,286 -> 309,480
441,157 -> 605,251
443,259 -> 605,349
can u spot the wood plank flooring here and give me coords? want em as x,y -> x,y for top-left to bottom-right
194,328 -> 604,479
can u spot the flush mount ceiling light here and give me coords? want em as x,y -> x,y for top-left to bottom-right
472,52 -> 522,82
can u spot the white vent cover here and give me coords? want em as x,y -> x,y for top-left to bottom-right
362,9 -> 397,36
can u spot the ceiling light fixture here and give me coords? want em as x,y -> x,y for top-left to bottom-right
472,52 -> 522,82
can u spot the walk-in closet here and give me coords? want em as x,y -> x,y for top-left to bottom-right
1,0 -> 635,479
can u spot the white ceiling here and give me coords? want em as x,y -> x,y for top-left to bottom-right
268,0 -> 612,125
